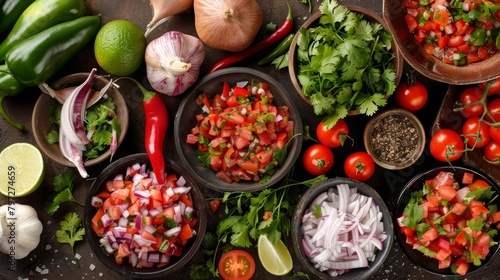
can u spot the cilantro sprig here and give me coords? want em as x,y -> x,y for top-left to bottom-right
56,212 -> 85,267
296,0 -> 397,128
45,170 -> 83,215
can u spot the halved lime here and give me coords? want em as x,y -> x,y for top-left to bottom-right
257,234 -> 293,276
0,143 -> 45,197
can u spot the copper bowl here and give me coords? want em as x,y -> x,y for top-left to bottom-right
383,0 -> 500,85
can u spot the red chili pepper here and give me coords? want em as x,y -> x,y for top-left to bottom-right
125,78 -> 168,185
206,0 -> 293,74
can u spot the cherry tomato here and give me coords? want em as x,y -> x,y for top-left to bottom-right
394,75 -> 428,111
489,125 -> 500,143
487,97 -> 500,123
461,117 -> 490,148
430,129 -> 465,162
479,78 -> 500,95
209,199 -> 221,213
218,250 -> 256,280
343,152 -> 375,182
458,87 -> 485,118
484,141 -> 500,166
316,119 -> 349,148
302,144 -> 334,176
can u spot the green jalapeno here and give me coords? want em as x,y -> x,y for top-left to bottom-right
0,0 -> 88,62
0,0 -> 36,33
257,33 -> 295,66
5,15 -> 101,87
0,64 -> 26,130
470,28 -> 487,47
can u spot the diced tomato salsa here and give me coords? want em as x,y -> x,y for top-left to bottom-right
90,163 -> 198,268
398,171 -> 499,275
186,80 -> 294,183
403,0 -> 500,65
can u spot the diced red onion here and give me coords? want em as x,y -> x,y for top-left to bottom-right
165,227 -> 181,237
91,196 -> 103,207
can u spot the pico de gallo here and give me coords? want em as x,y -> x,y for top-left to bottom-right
397,170 -> 500,275
186,80 -> 294,183
90,163 -> 198,268
403,0 -> 500,65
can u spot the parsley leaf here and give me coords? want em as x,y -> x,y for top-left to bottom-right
56,212 -> 85,266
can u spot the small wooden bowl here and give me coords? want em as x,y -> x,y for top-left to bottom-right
32,73 -> 129,168
288,5 -> 403,115
363,108 -> 425,170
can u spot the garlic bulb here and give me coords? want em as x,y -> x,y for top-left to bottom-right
145,31 -> 205,96
0,204 -> 43,259
145,0 -> 194,37
193,0 -> 263,52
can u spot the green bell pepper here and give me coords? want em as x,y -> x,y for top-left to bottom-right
0,0 -> 88,62
0,0 -> 36,33
5,15 -> 101,87
0,64 -> 26,130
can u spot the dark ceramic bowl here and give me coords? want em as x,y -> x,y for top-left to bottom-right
32,72 -> 129,167
288,5 -> 403,114
395,166 -> 500,276
83,153 -> 207,279
383,0 -> 500,85
174,67 -> 303,192
363,108 -> 425,170
291,177 -> 394,279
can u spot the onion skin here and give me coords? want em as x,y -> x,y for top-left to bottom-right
193,0 -> 263,52
145,0 -> 194,37
145,31 -> 205,96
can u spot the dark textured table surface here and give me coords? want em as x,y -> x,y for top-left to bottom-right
0,0 -> 496,279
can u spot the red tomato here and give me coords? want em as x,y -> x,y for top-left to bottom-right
218,250 -> 256,280
484,140 -> 500,166
302,144 -> 334,176
479,78 -> 500,95
487,98 -> 500,123
209,199 -> 221,213
394,77 -> 428,111
489,125 -> 500,143
458,87 -> 485,118
343,152 -> 375,182
430,129 -> 465,162
461,117 -> 491,148
316,119 -> 349,148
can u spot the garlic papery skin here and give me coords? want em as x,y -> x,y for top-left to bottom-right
145,31 -> 205,96
0,204 -> 43,259
194,0 -> 263,52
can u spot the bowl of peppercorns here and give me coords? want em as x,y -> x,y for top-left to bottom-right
363,108 -> 425,170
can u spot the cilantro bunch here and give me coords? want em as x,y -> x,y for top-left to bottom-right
296,0 -> 397,128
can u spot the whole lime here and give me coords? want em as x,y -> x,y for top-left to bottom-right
94,20 -> 146,76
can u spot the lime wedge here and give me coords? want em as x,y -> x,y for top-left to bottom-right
0,143 -> 45,197
257,234 -> 293,276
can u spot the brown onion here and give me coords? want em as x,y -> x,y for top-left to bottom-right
193,0 -> 263,52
